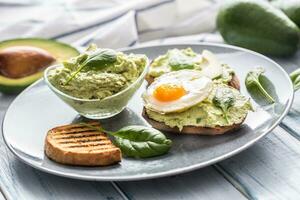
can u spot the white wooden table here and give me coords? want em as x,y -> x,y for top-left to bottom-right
0,54 -> 300,200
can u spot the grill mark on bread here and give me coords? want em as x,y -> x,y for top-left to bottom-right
89,147 -> 120,151
60,140 -> 112,147
66,143 -> 114,149
53,133 -> 106,140
66,145 -> 118,152
57,136 -> 110,144
52,128 -> 100,135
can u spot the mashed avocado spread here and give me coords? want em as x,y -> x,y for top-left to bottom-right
48,45 -> 147,99
146,83 -> 252,130
149,48 -> 234,84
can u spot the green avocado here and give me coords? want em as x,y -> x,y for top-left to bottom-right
0,38 -> 79,94
217,0 -> 300,57
272,0 -> 300,27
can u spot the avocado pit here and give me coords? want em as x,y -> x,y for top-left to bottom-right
0,46 -> 56,78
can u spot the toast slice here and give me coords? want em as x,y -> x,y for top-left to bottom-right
45,122 -> 121,166
145,74 -> 241,90
142,108 -> 244,135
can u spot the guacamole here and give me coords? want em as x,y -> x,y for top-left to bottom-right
148,48 -> 234,84
146,83 -> 252,130
48,45 -> 147,99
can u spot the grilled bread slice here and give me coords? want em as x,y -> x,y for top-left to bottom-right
142,108 -> 245,135
145,74 -> 240,90
45,122 -> 121,166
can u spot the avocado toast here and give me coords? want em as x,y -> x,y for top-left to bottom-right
145,48 -> 240,90
142,70 -> 252,135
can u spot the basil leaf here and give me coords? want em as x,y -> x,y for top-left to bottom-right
111,125 -> 172,158
290,68 -> 300,91
213,87 -> 235,123
65,49 -> 117,84
245,68 -> 275,104
82,49 -> 117,68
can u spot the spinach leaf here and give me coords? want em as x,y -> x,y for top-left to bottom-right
290,68 -> 300,91
213,87 -> 235,123
245,68 -> 275,104
65,49 -> 117,84
111,126 -> 172,158
81,123 -> 172,158
82,49 -> 117,68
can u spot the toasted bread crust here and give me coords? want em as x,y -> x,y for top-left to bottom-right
142,108 -> 244,135
45,122 -> 121,166
145,74 -> 240,90
229,74 -> 240,90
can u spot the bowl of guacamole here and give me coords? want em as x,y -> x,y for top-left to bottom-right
44,45 -> 149,119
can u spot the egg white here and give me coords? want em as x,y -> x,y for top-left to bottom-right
143,70 -> 213,114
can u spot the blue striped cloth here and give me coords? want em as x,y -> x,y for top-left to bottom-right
0,0 -> 223,48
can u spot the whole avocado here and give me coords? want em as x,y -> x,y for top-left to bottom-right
272,0 -> 300,27
217,0 -> 300,57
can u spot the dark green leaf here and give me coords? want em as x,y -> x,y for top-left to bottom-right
213,87 -> 235,123
196,117 -> 202,123
80,123 -> 172,159
65,49 -> 117,84
290,68 -> 300,91
82,49 -> 117,68
111,125 -> 172,158
245,68 -> 275,104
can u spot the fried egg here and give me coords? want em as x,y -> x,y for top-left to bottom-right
143,70 -> 212,114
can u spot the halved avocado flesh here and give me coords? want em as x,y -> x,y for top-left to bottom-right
0,38 -> 79,94
0,71 -> 43,94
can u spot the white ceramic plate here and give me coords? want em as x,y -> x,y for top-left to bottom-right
2,43 -> 294,181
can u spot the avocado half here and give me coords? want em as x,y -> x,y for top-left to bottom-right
0,38 -> 79,94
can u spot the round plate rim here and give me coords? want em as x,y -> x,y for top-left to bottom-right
2,42 -> 294,181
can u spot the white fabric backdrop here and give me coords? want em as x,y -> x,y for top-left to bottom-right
0,0 -> 224,48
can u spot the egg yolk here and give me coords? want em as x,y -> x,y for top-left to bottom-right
153,84 -> 186,102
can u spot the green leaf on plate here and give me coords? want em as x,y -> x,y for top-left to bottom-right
111,125 -> 172,158
81,123 -> 172,159
245,67 -> 276,105
290,68 -> 300,91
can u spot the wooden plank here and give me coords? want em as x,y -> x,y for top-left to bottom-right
216,127 -> 300,200
281,108 -> 300,140
279,82 -> 300,139
0,191 -> 5,200
117,167 -> 246,200
0,100 -> 123,200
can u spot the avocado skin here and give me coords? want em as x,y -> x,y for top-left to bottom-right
0,82 -> 31,94
273,0 -> 300,28
0,38 -> 79,94
217,0 -> 300,57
